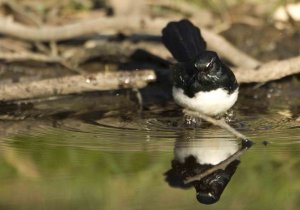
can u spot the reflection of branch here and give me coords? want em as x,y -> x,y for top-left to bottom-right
183,110 -> 253,183
183,142 -> 251,184
184,110 -> 249,141
0,70 -> 156,101
2,148 -> 40,179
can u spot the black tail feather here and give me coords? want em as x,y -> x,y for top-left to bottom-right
162,19 -> 206,62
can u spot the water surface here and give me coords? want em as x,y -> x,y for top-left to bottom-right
0,83 -> 300,210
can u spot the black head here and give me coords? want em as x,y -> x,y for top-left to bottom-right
194,51 -> 218,72
193,51 -> 230,90
195,170 -> 230,205
179,50 -> 238,97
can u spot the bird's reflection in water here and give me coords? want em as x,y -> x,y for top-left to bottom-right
165,130 -> 252,205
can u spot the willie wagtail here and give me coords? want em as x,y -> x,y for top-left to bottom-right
162,19 -> 238,116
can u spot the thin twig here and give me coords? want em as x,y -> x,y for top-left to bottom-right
1,0 -> 42,26
0,51 -> 62,62
0,51 -> 89,74
184,109 -> 249,141
0,70 -> 156,101
50,41 -> 58,57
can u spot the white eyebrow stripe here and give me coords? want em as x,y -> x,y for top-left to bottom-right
205,57 -> 216,68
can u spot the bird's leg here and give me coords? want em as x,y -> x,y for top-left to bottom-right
215,109 -> 235,123
182,109 -> 211,128
183,113 -> 202,128
224,109 -> 235,123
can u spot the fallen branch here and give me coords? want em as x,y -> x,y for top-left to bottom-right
0,17 -> 260,69
2,40 -> 300,84
234,55 -> 300,83
0,70 -> 156,101
3,13 -> 299,82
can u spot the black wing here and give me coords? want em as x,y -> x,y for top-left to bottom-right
162,19 -> 206,62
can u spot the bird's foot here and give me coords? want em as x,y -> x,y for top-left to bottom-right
221,109 -> 236,123
182,111 -> 211,129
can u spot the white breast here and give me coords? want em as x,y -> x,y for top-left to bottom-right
174,138 -> 239,165
172,87 -> 238,116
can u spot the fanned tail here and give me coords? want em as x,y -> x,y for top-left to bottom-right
162,19 -> 206,62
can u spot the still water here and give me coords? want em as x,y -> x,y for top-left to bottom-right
0,82 -> 300,210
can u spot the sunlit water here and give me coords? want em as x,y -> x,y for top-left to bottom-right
0,86 -> 300,210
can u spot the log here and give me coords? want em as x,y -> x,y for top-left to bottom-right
0,69 -> 156,101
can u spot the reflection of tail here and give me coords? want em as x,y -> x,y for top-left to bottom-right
162,19 -> 206,62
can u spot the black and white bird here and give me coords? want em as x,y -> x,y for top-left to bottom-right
162,19 -> 238,116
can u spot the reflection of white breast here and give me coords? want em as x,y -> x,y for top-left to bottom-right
174,138 -> 239,165
172,87 -> 238,116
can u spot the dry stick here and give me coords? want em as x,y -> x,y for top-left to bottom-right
0,41 -> 127,64
0,38 -> 32,52
1,0 -> 42,26
0,51 -> 89,74
0,70 -> 156,101
0,17 -> 260,69
184,109 -> 248,141
183,145 -> 249,184
0,52 -> 62,62
234,56 -> 300,83
147,0 -> 204,16
0,17 -> 137,41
